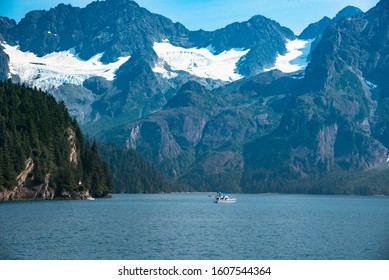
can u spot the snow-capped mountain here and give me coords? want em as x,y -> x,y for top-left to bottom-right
97,0 -> 389,194
2,0 -> 387,194
0,0 -> 299,128
1,37 -> 312,90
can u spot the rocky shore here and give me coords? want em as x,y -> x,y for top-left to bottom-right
0,186 -> 110,201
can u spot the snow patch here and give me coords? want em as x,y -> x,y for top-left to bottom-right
127,126 -> 140,150
264,39 -> 313,73
152,41 -> 249,82
152,61 -> 178,79
291,73 -> 305,80
365,79 -> 378,89
2,43 -> 130,91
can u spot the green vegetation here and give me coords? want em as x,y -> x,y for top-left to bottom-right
241,168 -> 389,195
0,80 -> 113,197
97,143 -> 172,193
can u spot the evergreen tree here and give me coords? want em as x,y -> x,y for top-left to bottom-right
97,142 -> 172,193
0,80 -> 113,198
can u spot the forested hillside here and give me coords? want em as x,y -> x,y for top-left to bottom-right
97,143 -> 172,193
0,80 -> 113,200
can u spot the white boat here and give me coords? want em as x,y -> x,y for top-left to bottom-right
214,192 -> 237,203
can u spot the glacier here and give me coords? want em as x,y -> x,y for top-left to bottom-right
264,39 -> 313,73
152,39 -> 312,82
2,38 -> 313,91
2,43 -> 131,91
152,41 -> 250,82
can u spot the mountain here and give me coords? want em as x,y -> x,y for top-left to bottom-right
96,0 -> 389,194
0,80 -> 113,200
0,0 -> 299,133
298,16 -> 332,40
242,0 -> 389,194
299,6 -> 363,62
1,0 -> 388,195
299,6 -> 363,39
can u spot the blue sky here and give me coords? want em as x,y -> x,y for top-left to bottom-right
0,0 -> 380,34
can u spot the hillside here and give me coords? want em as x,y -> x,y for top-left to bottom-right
0,80 -> 113,200
97,142 -> 172,193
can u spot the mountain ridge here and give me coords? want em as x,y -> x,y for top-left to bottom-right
0,0 -> 299,133
1,0 -> 388,194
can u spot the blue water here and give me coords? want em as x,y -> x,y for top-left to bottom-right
0,194 -> 388,260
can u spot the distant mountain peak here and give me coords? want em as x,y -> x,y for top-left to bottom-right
299,5 -> 363,39
298,16 -> 331,39
333,5 -> 363,21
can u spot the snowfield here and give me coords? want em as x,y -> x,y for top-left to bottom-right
153,41 -> 250,82
2,43 -> 130,91
2,38 -> 312,91
153,39 -> 312,81
264,39 -> 313,73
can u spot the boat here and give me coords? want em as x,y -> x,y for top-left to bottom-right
214,192 -> 237,203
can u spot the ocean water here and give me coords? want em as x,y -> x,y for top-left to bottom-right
0,194 -> 388,260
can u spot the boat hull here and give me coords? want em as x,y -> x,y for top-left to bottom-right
214,198 -> 237,203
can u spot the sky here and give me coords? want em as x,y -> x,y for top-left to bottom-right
0,0 -> 380,34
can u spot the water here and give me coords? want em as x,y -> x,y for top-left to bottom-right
1,194 -> 388,260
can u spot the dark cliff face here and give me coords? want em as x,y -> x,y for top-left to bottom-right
0,46 -> 9,81
0,17 -> 15,80
16,5 -> 82,57
0,17 -> 16,41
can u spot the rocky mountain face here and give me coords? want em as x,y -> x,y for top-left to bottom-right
299,6 -> 363,62
190,15 -> 295,75
0,0 -> 294,134
97,1 -> 389,194
299,6 -> 363,40
243,0 -> 389,193
0,18 -> 15,80
299,17 -> 331,40
1,0 -> 388,194
97,70 -> 297,192
1,0 -> 189,62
